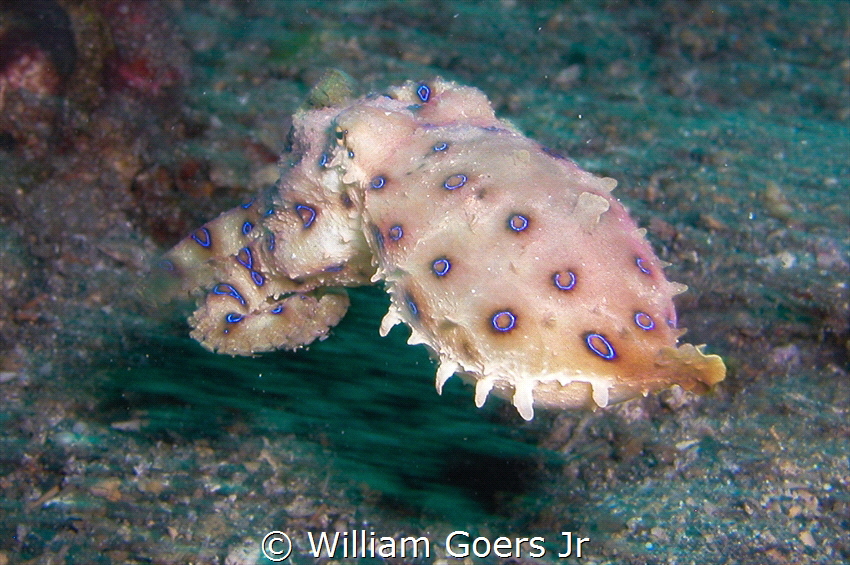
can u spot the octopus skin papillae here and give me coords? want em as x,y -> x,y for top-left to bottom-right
162,74 -> 726,420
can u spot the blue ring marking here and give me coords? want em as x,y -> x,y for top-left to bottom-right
508,214 -> 529,232
431,258 -> 451,276
319,152 -> 329,167
324,264 -> 344,272
225,312 -> 244,324
270,304 -> 284,315
159,258 -> 175,272
267,232 -> 276,252
541,146 -> 567,160
236,247 -> 253,269
585,333 -> 616,360
433,141 -> 448,152
388,225 -> 404,241
372,225 -> 385,250
416,83 -> 431,102
241,221 -> 254,235
241,198 -> 255,209
370,176 -> 386,189
347,150 -> 354,158
492,310 -> 517,332
406,295 -> 419,317
443,174 -> 467,190
191,227 -> 212,248
212,283 -> 246,306
553,271 -> 577,291
634,311 -> 655,330
636,257 -> 651,275
295,204 -> 316,228
265,207 -> 274,216
250,270 -> 265,286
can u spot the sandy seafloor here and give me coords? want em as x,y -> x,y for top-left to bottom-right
0,1 -> 847,564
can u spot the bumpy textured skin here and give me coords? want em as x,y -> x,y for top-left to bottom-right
163,77 -> 726,420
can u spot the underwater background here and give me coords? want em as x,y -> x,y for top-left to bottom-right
0,1 -> 847,563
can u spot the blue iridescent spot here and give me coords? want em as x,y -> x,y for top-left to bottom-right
159,259 -> 175,272
406,295 -> 419,317
636,257 -> 651,275
295,204 -> 316,228
541,146 -> 567,160
236,247 -> 253,269
212,283 -> 246,306
388,225 -> 403,241
242,221 -> 254,235
443,174 -> 467,190
372,225 -> 385,250
553,271 -> 577,291
634,312 -> 655,330
324,264 -> 344,272
416,83 -> 431,102
267,232 -> 276,252
347,150 -> 354,158
225,312 -> 244,324
431,258 -> 451,277
319,152 -> 329,167
265,207 -> 274,216
585,333 -> 616,360
491,310 -> 517,332
508,214 -> 529,232
191,227 -> 212,248
241,198 -> 255,209
270,304 -> 284,315
370,176 -> 386,189
433,141 -> 448,151
250,270 -> 265,286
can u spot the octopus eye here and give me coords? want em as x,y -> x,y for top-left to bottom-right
585,333 -> 616,360
491,310 -> 517,332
